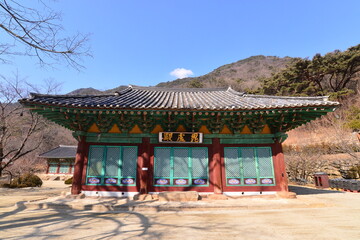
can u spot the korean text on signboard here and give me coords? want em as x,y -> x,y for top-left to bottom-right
159,132 -> 203,144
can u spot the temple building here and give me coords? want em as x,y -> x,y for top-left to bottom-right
20,86 -> 339,197
39,145 -> 76,175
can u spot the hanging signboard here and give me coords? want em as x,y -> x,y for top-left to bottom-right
159,132 -> 203,144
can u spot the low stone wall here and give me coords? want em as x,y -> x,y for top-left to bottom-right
329,178 -> 360,192
38,174 -> 72,181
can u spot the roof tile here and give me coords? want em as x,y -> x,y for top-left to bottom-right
20,85 -> 339,111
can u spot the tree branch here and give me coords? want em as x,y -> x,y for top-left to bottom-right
0,0 -> 91,70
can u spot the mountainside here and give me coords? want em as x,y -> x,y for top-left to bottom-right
66,55 -> 292,95
67,86 -> 128,95
156,55 -> 293,91
67,87 -> 104,95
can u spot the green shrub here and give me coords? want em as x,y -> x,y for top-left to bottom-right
345,105 -> 360,131
349,166 -> 360,179
0,183 -> 10,188
10,173 -> 43,188
341,165 -> 360,179
64,177 -> 73,185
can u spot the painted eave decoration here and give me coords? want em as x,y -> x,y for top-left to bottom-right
19,85 -> 339,134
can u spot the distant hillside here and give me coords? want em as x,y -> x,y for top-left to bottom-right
104,85 -> 128,94
156,55 -> 293,91
67,87 -> 104,95
67,86 -> 128,95
67,55 -> 292,95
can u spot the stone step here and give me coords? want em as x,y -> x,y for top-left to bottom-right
158,191 -> 200,202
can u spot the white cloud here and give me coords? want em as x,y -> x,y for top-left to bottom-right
170,68 -> 194,79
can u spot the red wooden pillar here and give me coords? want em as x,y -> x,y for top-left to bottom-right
46,163 -> 50,174
71,136 -> 86,195
211,138 -> 223,194
56,163 -> 60,174
273,140 -> 288,192
138,137 -> 150,194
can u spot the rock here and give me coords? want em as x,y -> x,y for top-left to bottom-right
49,176 -> 60,181
207,194 -> 228,200
65,193 -> 85,199
133,194 -> 153,201
92,204 -> 113,212
158,191 -> 199,202
276,191 -> 297,199
37,174 -> 50,181
77,193 -> 86,199
71,204 -> 85,210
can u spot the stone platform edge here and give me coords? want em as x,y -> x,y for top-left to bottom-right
16,191 -> 326,212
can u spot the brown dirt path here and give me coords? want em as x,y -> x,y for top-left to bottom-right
0,185 -> 359,239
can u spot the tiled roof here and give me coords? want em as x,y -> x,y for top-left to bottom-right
21,85 -> 339,111
39,145 -> 77,159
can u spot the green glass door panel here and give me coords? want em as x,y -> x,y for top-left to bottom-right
88,146 -> 104,176
86,145 -> 138,186
224,147 -> 275,186
154,147 -> 209,186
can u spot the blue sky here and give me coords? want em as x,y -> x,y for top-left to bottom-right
1,0 -> 360,94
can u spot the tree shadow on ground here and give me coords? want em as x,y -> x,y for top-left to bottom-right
0,201 -> 27,219
0,198 -> 158,240
0,198 -> 208,240
289,185 -> 342,195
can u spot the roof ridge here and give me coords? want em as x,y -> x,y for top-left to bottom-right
28,92 -> 117,99
244,94 -> 332,102
126,85 -> 231,92
226,86 -> 245,96
20,87 -> 340,111
27,86 -> 242,99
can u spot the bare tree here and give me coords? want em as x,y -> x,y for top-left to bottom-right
285,98 -> 360,183
323,98 -> 360,163
0,0 -> 90,69
0,73 -> 62,177
285,145 -> 327,183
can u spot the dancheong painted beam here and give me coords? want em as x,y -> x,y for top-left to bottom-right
19,85 -> 339,197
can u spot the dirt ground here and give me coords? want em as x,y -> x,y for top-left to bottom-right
0,181 -> 70,208
0,183 -> 360,240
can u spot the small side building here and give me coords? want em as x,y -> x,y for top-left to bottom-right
39,145 -> 77,175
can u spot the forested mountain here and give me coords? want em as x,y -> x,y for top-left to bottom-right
67,55 -> 292,95
156,55 -> 292,91
259,45 -> 360,99
67,86 -> 128,95
67,87 -> 104,95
